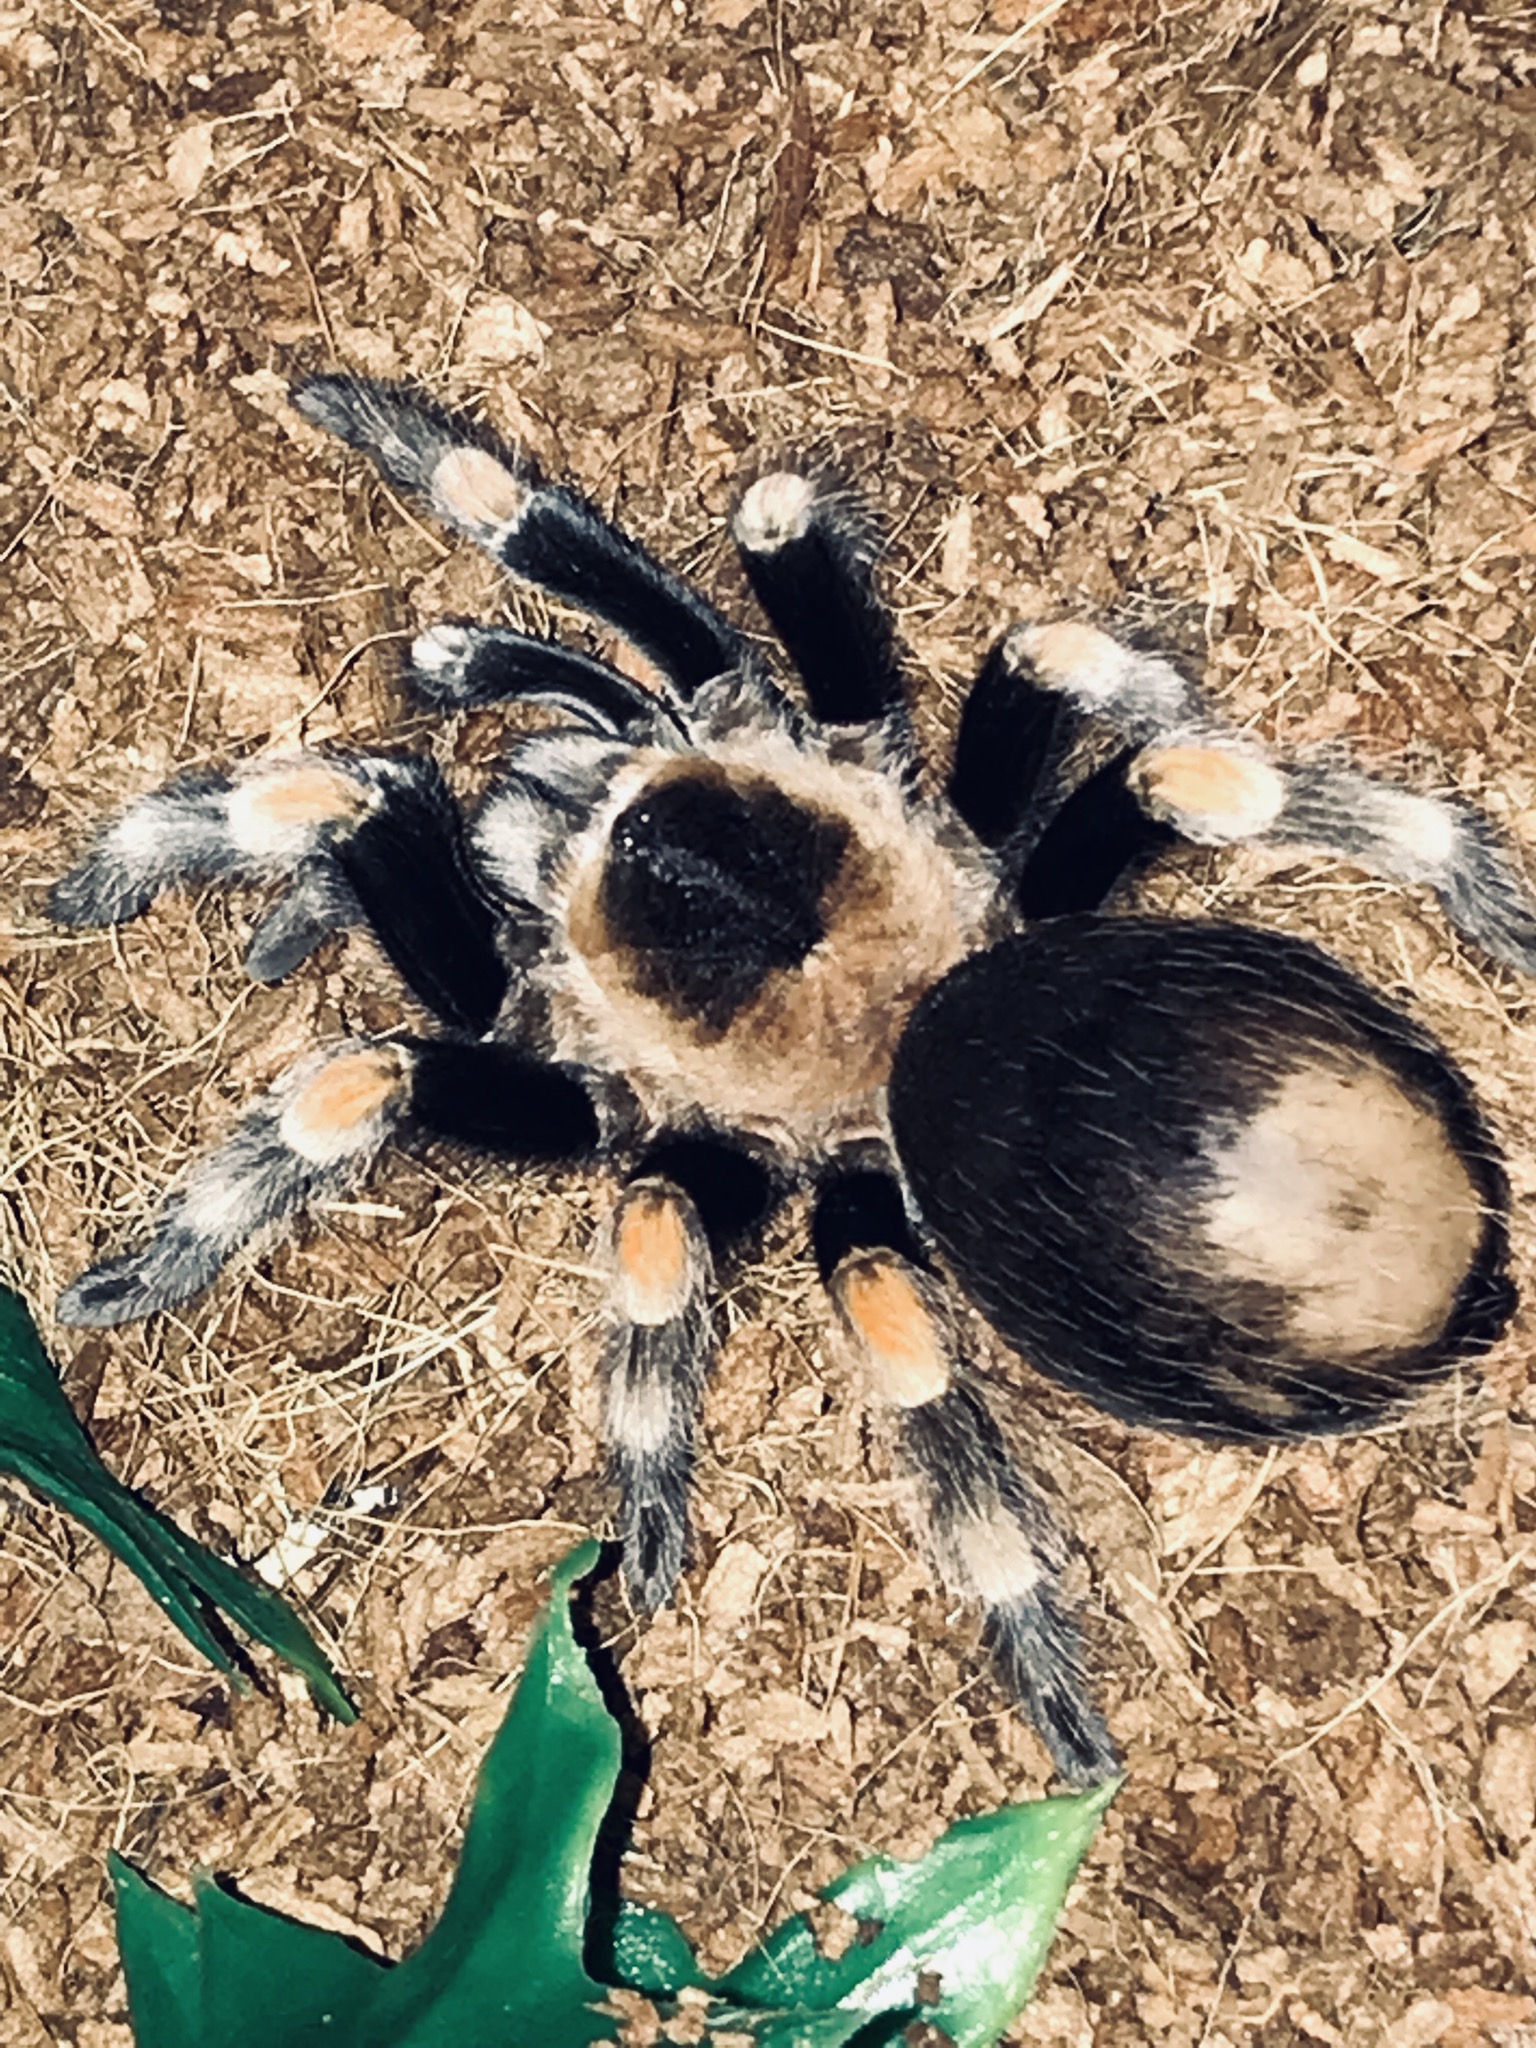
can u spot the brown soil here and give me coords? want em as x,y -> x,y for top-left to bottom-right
3,2 -> 1536,2043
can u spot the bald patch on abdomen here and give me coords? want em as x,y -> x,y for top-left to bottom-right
1197,1059 -> 1484,1358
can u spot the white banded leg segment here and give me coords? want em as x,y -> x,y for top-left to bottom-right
897,1382 -> 1120,1784
49,755 -> 380,934
603,1178 -> 714,1610
1133,737 -> 1536,971
56,1043 -> 412,1327
1005,621 -> 1199,746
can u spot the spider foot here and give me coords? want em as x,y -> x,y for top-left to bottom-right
292,374 -> 533,552
50,768 -> 255,926
243,858 -> 360,982
985,1592 -> 1122,1786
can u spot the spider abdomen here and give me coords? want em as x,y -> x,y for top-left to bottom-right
889,917 -> 1514,1439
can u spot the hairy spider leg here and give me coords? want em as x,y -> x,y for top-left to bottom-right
408,621 -> 692,744
986,620 -> 1536,964
56,1038 -> 602,1328
946,634 -> 1074,848
291,376 -> 742,696
323,757 -> 507,1033
49,753 -> 509,1034
1012,748 -> 1180,918
813,1158 -> 1120,1784
731,470 -> 912,741
603,1134 -> 779,1610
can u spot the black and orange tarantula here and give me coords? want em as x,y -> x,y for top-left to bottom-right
49,377 -> 1532,1782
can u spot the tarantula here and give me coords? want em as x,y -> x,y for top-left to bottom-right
48,376 -> 1532,1782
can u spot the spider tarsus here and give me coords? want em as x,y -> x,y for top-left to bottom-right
55,1224 -> 215,1327
47,863 -> 155,929
615,1466 -> 691,1614
242,864 -> 357,983
1434,804 -> 1536,972
986,1596 -> 1122,1786
290,373 -> 497,498
47,772 -> 235,927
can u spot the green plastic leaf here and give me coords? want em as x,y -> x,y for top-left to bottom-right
718,1779 -> 1120,2048
195,1872 -> 387,2048
610,1899 -> 706,1994
0,1283 -> 353,1720
112,1543 -> 1115,2047
351,1538 -> 620,2047
110,1856 -> 201,2048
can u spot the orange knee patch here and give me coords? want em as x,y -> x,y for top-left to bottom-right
1137,744 -> 1286,836
282,1048 -> 406,1162
615,1187 -> 698,1325
432,446 -> 529,531
250,766 -> 370,829
835,1256 -> 952,1408
230,765 -> 372,857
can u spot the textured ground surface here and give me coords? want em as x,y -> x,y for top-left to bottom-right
3,0 -> 1536,2041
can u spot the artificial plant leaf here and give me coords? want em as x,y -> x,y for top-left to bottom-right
610,1899 -> 706,1994
110,1854 -> 201,2048
347,1537 -> 621,2047
718,1777 -> 1120,2048
112,1543 -> 1112,2048
0,1283 -> 353,1719
195,1871 -> 388,2047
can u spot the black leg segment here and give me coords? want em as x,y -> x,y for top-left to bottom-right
732,471 -> 910,734
948,636 -> 1070,848
1013,749 -> 1177,919
406,1040 -> 602,1158
811,1156 -> 925,1280
409,622 -> 688,740
331,759 -> 508,1034
637,1131 -> 780,1258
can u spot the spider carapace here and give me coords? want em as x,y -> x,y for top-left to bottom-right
49,377 -> 1531,1781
